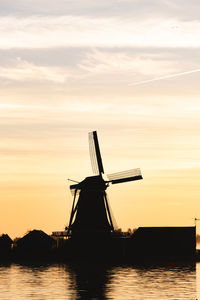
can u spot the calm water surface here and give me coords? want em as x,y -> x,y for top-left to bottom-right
0,261 -> 199,299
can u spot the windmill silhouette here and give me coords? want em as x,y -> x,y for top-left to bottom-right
67,131 -> 142,237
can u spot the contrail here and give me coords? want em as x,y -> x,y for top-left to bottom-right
128,69 -> 200,86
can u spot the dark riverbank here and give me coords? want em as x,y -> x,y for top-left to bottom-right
0,227 -> 197,263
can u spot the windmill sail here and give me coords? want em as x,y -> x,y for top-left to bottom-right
89,131 -> 104,175
107,168 -> 142,184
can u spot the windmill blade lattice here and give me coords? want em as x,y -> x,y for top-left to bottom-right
89,131 -> 104,175
107,168 -> 142,184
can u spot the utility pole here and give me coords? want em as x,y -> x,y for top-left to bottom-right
194,218 -> 200,227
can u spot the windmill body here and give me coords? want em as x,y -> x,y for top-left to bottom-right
70,175 -> 112,235
67,131 -> 142,237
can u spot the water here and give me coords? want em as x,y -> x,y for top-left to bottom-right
0,261 -> 199,299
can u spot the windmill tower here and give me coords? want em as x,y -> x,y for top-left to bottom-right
67,131 -> 142,237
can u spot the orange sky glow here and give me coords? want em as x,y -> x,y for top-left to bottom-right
0,1 -> 200,238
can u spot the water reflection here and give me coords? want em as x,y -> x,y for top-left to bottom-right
67,262 -> 111,299
107,263 -> 196,299
0,261 -> 197,299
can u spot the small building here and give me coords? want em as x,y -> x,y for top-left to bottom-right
130,226 -> 196,259
0,234 -> 13,257
16,230 -> 56,258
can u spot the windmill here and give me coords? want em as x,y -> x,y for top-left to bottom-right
67,131 -> 142,237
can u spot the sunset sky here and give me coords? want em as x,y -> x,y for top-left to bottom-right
0,0 -> 200,238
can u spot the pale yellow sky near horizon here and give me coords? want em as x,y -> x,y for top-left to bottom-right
0,0 -> 200,238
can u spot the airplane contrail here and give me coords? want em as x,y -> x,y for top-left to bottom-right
128,69 -> 200,86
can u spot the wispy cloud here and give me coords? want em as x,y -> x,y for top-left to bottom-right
0,16 -> 200,49
0,57 -> 70,83
0,0 -> 199,22
78,49 -> 177,77
0,58 -> 77,84
0,51 -> 180,85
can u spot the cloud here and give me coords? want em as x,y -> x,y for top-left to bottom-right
4,47 -> 200,88
0,0 -> 199,22
78,49 -> 178,76
0,58 -> 68,83
0,16 -> 200,49
0,50 -> 180,85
